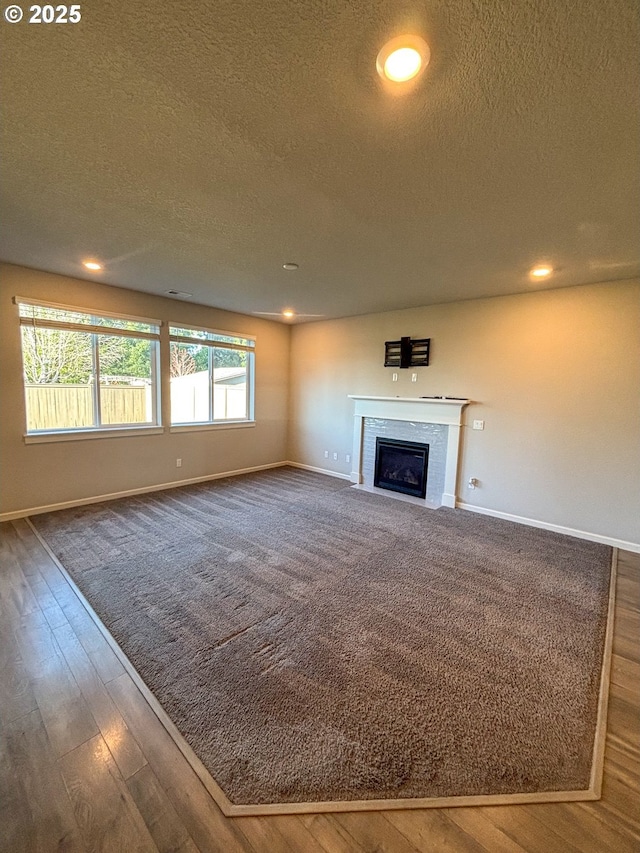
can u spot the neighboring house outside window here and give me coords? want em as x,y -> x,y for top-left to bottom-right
16,298 -> 160,435
169,325 -> 255,425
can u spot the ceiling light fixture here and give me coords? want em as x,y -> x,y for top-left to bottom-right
377,35 -> 430,84
83,260 -> 103,271
530,266 -> 553,278
282,309 -> 295,318
282,262 -> 299,271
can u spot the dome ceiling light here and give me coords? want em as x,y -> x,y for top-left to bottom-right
530,266 -> 553,279
376,35 -> 430,84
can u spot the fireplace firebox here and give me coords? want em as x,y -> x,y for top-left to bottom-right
374,438 -> 429,499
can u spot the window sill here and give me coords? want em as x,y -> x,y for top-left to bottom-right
24,426 -> 164,444
170,421 -> 256,433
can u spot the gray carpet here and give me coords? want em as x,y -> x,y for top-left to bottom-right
31,467 -> 612,805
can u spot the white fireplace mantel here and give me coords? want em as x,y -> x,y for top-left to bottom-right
348,396 -> 470,508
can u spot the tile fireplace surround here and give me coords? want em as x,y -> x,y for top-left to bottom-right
348,396 -> 470,508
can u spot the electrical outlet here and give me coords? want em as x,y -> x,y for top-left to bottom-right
473,420 -> 485,430
176,458 -> 182,468
411,373 -> 418,382
468,477 -> 478,489
392,373 -> 398,382
332,452 -> 338,461
346,453 -> 351,464
324,450 -> 329,458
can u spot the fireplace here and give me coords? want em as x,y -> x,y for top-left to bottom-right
349,396 -> 470,507
374,438 -> 429,499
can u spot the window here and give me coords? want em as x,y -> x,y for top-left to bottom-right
17,299 -> 160,434
169,325 -> 255,425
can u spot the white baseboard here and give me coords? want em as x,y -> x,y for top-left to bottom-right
4,463 -> 636,554
456,501 -> 640,553
0,461 -> 290,521
285,461 -> 352,481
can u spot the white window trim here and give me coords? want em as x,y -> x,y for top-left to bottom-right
20,317 -> 160,341
24,426 -> 165,444
169,322 -> 255,427
170,422 -> 256,433
168,322 -> 255,344
14,295 -> 161,329
18,297 -> 162,436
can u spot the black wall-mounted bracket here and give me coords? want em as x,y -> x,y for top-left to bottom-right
384,337 -> 430,368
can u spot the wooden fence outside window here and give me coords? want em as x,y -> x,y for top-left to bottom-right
25,385 -> 150,430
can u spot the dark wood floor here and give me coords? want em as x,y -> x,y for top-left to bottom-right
1,517 -> 638,853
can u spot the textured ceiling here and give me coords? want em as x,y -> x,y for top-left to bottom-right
1,0 -> 638,322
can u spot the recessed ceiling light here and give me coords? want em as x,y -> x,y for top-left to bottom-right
282,262 -> 299,271
282,309 -> 295,318
377,35 -> 430,84
83,260 -> 103,271
530,266 -> 553,278
166,289 -> 193,298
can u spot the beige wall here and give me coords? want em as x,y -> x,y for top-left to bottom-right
3,265 -> 639,547
0,263 -> 290,515
289,280 -> 640,547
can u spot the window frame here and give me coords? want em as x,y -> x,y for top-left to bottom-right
16,297 -> 162,438
168,323 -> 255,428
